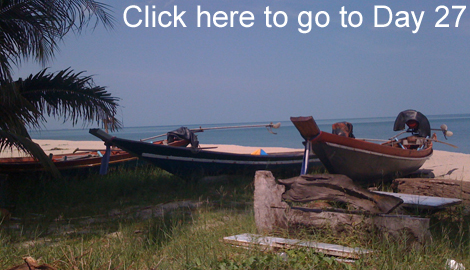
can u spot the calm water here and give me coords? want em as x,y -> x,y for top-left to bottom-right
29,114 -> 470,154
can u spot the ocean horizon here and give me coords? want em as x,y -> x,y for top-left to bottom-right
29,113 -> 470,154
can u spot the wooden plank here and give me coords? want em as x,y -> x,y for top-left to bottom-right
373,191 -> 462,210
223,233 -> 373,259
393,178 -> 470,205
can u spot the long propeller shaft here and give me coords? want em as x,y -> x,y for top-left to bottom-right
140,122 -> 281,142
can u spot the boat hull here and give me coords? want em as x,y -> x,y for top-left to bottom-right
310,132 -> 432,182
0,140 -> 190,175
90,129 -> 320,178
0,151 -> 138,175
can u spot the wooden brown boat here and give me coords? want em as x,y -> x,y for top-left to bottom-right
0,139 -> 189,175
291,110 -> 436,183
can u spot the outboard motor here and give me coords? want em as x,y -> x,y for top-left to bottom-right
393,110 -> 431,138
332,122 -> 355,138
167,127 -> 199,148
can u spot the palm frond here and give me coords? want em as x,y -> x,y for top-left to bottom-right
53,0 -> 115,32
0,130 -> 61,178
0,81 -> 43,133
16,68 -> 121,131
0,0 -> 115,81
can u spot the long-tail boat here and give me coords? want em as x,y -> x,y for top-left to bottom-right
290,110 -> 442,183
89,123 -> 321,178
0,138 -> 189,175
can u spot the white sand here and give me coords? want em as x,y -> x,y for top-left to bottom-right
0,139 -> 106,158
1,140 -> 468,182
0,140 -> 301,158
417,150 -> 469,181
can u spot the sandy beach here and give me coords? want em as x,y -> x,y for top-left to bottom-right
1,139 -> 469,182
416,150 -> 469,181
0,139 -> 302,158
0,140 -> 106,158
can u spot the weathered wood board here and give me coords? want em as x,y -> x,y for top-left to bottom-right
223,233 -> 373,259
393,178 -> 470,205
373,191 -> 462,210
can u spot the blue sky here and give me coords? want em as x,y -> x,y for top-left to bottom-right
16,0 -> 470,129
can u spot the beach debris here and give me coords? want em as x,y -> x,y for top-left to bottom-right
394,178 -> 470,206
373,190 -> 462,211
48,147 -> 67,151
254,171 -> 433,244
447,259 -> 466,270
222,233 -> 373,259
278,174 -> 403,214
5,256 -> 57,270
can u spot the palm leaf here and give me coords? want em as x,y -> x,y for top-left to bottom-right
0,68 -> 119,178
15,68 -> 121,130
0,0 -> 115,82
0,82 -> 42,133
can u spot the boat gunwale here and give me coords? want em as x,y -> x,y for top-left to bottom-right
112,137 -> 310,160
311,131 -> 433,159
141,153 -> 317,165
324,142 -> 432,161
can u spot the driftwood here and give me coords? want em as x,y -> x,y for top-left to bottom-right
254,171 -> 289,232
5,257 -> 56,270
393,178 -> 470,205
279,174 -> 403,214
254,171 -> 432,244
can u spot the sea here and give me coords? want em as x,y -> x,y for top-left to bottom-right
29,114 -> 470,154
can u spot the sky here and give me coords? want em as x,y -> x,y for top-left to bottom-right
15,0 -> 470,130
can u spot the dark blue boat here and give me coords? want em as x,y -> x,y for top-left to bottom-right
89,128 -> 320,178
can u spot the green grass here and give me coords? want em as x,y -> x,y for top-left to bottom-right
0,167 -> 469,269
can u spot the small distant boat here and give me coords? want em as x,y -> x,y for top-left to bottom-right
89,123 -> 321,178
0,139 -> 190,175
291,110 -> 443,183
